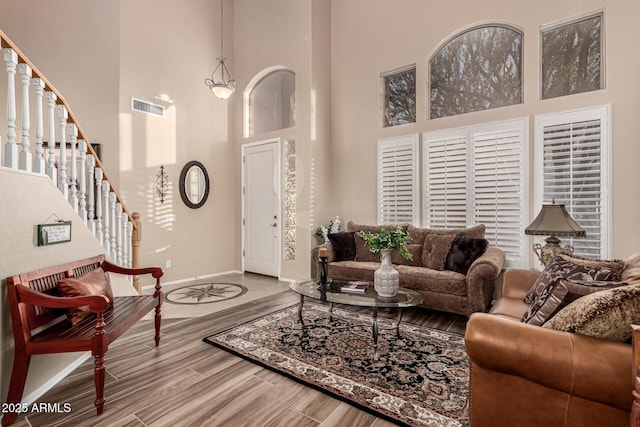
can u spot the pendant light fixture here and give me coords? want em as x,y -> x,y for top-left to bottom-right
204,0 -> 235,100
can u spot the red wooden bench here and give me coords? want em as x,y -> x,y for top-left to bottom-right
2,254 -> 163,426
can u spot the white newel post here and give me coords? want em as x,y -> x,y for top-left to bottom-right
116,203 -> 123,265
18,63 -> 32,172
95,168 -> 104,245
4,48 -> 18,168
87,154 -> 96,233
45,91 -> 57,183
127,221 -> 133,268
68,124 -> 78,211
102,180 -> 110,254
78,140 -> 87,223
32,78 -> 45,174
109,192 -> 117,260
57,105 -> 68,198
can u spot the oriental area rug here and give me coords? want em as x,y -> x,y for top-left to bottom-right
203,302 -> 469,426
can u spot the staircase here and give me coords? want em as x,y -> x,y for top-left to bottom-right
0,29 -> 142,290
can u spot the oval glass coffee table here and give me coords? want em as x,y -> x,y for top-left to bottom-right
289,280 -> 424,360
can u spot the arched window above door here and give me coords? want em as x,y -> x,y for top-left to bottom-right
244,68 -> 296,137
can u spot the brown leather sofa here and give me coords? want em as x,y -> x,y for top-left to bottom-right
465,269 -> 633,426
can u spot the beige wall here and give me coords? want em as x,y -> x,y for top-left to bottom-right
233,0 -> 331,280
117,0 -> 237,283
0,0 -> 239,284
0,0 -> 120,187
1,0 -> 636,284
330,0 -> 640,262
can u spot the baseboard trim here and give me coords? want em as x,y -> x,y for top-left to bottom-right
142,270 -> 244,291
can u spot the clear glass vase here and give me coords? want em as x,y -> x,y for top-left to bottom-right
374,249 -> 399,297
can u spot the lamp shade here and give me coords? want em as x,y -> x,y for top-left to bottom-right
525,203 -> 586,237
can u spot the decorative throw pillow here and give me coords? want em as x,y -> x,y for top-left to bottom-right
556,254 -> 625,280
543,284 -> 640,342
521,277 -> 627,326
56,267 -> 113,325
353,232 -> 380,263
391,243 -> 422,267
421,233 -> 456,270
327,232 -> 356,262
407,224 -> 485,248
524,255 -> 624,304
620,253 -> 640,285
350,223 -> 409,263
444,234 -> 489,274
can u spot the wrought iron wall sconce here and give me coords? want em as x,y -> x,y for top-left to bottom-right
156,165 -> 169,204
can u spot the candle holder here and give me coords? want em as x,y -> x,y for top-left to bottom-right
318,255 -> 328,293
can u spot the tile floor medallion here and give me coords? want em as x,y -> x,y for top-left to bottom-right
144,273 -> 292,319
165,282 -> 249,304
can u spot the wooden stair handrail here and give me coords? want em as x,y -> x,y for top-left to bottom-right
0,28 -> 136,229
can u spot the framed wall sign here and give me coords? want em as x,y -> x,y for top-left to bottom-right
37,221 -> 72,246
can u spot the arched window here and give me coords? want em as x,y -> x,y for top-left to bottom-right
429,25 -> 523,119
245,68 -> 295,137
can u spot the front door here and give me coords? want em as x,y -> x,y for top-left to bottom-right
243,140 -> 280,276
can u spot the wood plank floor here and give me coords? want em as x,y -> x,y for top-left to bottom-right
10,280 -> 467,427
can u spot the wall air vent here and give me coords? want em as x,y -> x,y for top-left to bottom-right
131,97 -> 165,117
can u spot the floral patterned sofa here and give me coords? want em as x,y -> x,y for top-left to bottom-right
311,222 -> 505,316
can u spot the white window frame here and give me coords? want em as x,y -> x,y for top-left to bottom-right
377,134 -> 420,225
533,105 -> 612,259
423,118 -> 529,268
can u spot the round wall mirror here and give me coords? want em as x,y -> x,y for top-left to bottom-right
179,161 -> 210,209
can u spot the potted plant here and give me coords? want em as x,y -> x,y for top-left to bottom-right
358,225 -> 412,297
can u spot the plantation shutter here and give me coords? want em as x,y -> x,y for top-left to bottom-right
537,107 -> 609,258
423,130 -> 468,228
473,119 -> 527,267
377,135 -> 419,225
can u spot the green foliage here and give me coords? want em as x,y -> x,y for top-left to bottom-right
357,225 -> 413,261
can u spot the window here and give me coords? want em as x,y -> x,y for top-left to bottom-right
382,66 -> 416,127
423,129 -> 468,228
246,69 -> 295,137
534,106 -> 610,258
423,118 -> 528,267
429,25 -> 523,119
541,13 -> 603,99
377,135 -> 420,225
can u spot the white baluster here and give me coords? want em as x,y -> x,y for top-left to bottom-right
57,105 -> 68,198
32,78 -> 45,174
4,48 -> 18,168
127,221 -> 133,268
109,192 -> 117,260
102,180 -> 110,255
45,91 -> 57,183
87,155 -> 95,233
116,203 -> 123,265
68,123 -> 78,211
95,168 -> 103,245
18,63 -> 32,172
122,213 -> 129,267
78,140 -> 87,223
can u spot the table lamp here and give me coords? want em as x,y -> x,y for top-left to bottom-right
525,201 -> 585,266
